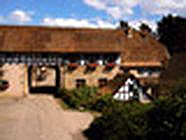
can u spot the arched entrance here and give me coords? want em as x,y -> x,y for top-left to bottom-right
28,66 -> 60,94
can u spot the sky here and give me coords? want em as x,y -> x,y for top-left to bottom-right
0,0 -> 186,31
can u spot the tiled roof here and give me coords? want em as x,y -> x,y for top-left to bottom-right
0,25 -> 170,66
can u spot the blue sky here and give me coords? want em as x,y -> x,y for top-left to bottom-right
0,0 -> 185,31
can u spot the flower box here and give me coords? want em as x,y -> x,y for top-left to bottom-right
67,63 -> 79,69
106,63 -> 116,68
87,63 -> 99,68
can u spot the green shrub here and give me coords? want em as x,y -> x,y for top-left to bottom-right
90,94 -> 113,112
84,101 -> 152,140
145,97 -> 186,140
84,78 -> 186,140
171,77 -> 186,100
60,86 -> 113,112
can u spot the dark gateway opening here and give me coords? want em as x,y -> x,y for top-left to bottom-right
28,66 -> 60,95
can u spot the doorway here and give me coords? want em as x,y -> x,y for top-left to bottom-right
28,66 -> 60,94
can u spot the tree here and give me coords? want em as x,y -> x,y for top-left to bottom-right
84,101 -> 152,140
145,97 -> 186,140
157,14 -> 186,54
84,78 -> 186,140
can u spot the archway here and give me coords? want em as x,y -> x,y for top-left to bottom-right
28,66 -> 60,94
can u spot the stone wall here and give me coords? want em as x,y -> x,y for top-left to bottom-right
62,66 -> 122,89
0,64 -> 27,97
0,64 -> 162,97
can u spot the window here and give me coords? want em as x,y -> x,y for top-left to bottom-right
76,79 -> 86,88
138,68 -> 150,77
98,78 -> 108,87
138,68 -> 161,78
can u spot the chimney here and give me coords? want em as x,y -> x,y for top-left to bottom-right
120,21 -> 129,34
139,23 -> 152,37
120,21 -> 133,38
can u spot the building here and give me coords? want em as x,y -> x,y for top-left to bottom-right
0,25 -> 169,97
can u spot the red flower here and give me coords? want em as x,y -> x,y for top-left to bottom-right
87,63 -> 99,68
68,63 -> 79,68
106,63 -> 116,68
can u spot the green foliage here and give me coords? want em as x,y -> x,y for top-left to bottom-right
84,78 -> 186,140
171,77 -> 186,100
84,101 -> 152,140
59,86 -> 113,112
145,97 -> 186,140
158,14 -> 186,54
90,93 -> 113,112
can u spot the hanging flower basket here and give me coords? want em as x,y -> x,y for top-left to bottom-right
67,63 -> 79,69
106,63 -> 116,68
87,63 -> 99,69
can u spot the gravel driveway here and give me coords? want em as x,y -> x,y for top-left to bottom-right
0,95 -> 93,140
